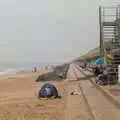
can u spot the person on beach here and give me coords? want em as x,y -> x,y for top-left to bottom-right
94,66 -> 101,77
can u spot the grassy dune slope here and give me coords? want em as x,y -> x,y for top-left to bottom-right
76,47 -> 99,60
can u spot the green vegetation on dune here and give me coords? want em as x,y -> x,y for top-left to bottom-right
78,47 -> 100,60
76,47 -> 120,61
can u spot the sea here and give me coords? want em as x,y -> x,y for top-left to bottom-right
0,62 -> 60,76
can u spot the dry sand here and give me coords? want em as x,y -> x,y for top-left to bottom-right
0,66 -> 102,120
1,65 -> 120,120
0,70 -> 67,120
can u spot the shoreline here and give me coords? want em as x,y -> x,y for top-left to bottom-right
0,68 -> 51,82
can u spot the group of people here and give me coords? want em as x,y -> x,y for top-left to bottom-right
92,64 -> 117,85
85,54 -> 120,85
93,65 -> 106,77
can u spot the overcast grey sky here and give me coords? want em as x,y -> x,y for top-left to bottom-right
0,0 -> 119,63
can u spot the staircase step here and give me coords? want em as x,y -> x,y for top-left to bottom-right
103,22 -> 116,26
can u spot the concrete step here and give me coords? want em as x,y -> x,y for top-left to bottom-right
65,84 -> 93,120
81,80 -> 120,120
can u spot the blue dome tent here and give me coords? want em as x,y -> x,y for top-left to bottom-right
38,83 -> 59,99
96,57 -> 104,65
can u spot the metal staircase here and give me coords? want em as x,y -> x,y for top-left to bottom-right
99,5 -> 120,82
99,5 -> 120,57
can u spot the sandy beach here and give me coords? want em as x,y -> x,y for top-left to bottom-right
1,64 -> 120,120
0,70 -> 67,120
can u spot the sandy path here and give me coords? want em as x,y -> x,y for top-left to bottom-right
65,82 -> 94,120
65,64 -> 94,120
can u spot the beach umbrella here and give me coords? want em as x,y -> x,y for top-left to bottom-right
96,57 -> 104,65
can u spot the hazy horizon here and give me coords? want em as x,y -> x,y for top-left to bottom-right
0,0 -> 119,63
